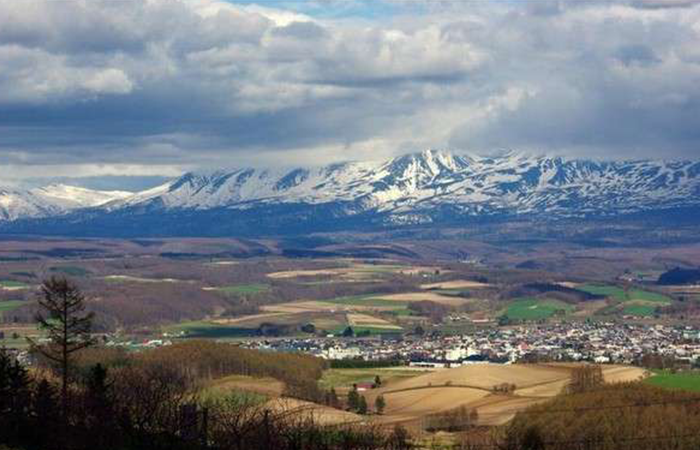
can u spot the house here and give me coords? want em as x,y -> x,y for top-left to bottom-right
355,382 -> 375,392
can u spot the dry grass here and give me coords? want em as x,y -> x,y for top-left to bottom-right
104,275 -> 185,283
265,398 -> 364,426
375,386 -> 490,421
267,269 -> 342,279
347,313 -> 402,329
375,292 -> 473,306
262,301 -> 343,314
267,262 -> 445,282
207,375 -> 285,397
364,364 -> 649,427
421,280 -> 491,290
211,312 -> 290,325
570,300 -> 609,317
600,365 -> 649,383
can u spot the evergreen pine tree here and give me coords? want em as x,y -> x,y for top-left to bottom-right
0,349 -> 32,444
375,395 -> 386,415
32,379 -> 59,447
347,386 -> 360,411
358,395 -> 368,415
28,276 -> 95,419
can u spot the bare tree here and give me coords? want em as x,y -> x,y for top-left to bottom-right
28,276 -> 95,416
567,364 -> 604,394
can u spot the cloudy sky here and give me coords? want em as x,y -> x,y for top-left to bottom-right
1,0 -> 699,187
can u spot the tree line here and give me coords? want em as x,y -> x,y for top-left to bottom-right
1,276 -> 414,450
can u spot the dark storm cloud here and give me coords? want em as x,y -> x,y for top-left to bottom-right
0,0 -> 699,175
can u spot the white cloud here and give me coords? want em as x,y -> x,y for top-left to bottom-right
0,0 -> 699,177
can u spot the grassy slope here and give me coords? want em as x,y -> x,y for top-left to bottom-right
505,298 -> 574,320
578,284 -> 671,303
49,266 -> 91,277
322,295 -> 409,309
164,320 -> 258,338
217,284 -> 270,295
0,280 -> 29,288
320,368 -> 425,390
622,304 -> 657,316
0,300 -> 26,317
578,284 -> 671,316
645,371 -> 700,392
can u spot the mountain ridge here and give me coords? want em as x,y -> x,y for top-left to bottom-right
2,150 -> 700,235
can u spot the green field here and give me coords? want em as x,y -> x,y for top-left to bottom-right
216,284 -> 270,295
578,284 -> 671,304
49,266 -> 91,277
628,289 -> 671,303
578,284 -> 628,300
622,304 -> 657,317
200,386 -> 269,406
505,298 -> 574,320
645,371 -> 700,392
0,300 -> 26,317
164,320 -> 257,338
0,280 -> 29,288
320,368 -> 423,389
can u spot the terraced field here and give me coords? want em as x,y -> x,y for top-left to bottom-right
266,398 -> 364,426
364,364 -> 648,427
320,368 -> 432,390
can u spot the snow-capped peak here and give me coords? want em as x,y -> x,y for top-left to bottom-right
3,150 -> 700,229
33,184 -> 132,208
0,184 -> 134,221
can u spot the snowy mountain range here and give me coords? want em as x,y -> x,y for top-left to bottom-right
0,184 -> 131,221
3,150 -> 700,236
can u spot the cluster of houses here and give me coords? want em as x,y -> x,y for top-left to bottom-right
242,322 -> 700,367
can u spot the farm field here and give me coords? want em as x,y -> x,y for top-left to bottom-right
645,371 -> 700,392
266,398 -> 364,426
504,298 -> 574,320
204,374 -> 285,398
320,295 -> 410,309
374,292 -> 474,307
0,324 -> 41,349
0,300 -> 26,317
320,368 -> 432,390
347,313 -> 402,330
104,275 -> 186,283
578,284 -> 671,303
364,363 -> 647,427
49,266 -> 91,277
163,320 -> 258,338
622,304 -> 657,317
421,280 -> 491,290
213,284 -> 270,295
266,262 -> 443,283
0,280 -> 30,290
